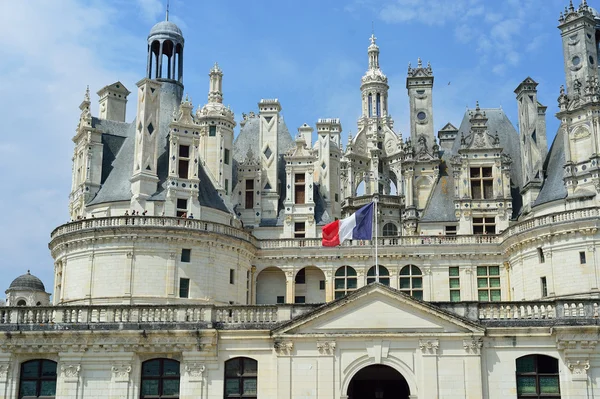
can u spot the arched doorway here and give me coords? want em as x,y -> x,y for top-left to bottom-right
347,364 -> 410,399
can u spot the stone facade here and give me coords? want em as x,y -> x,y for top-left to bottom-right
6,1 -> 600,398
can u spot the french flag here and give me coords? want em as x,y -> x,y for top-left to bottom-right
322,202 -> 374,247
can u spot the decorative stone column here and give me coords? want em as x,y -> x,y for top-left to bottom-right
285,271 -> 295,304
463,338 -> 484,396
418,339 -> 439,398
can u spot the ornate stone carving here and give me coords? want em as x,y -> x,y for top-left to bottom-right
567,359 -> 590,381
185,362 -> 206,382
317,341 -> 336,355
463,338 -> 483,354
0,363 -> 9,381
274,340 -> 294,355
419,339 -> 439,354
61,364 -> 81,382
111,364 -> 132,382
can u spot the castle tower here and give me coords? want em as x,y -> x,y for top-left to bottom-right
258,99 -> 282,219
197,63 -> 236,205
315,119 -> 343,220
146,11 -> 184,84
515,77 -> 548,213
407,58 -> 435,149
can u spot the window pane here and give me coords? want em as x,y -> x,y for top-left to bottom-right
335,268 -> 345,277
489,278 -> 500,288
380,278 -> 390,286
399,278 -> 411,289
335,279 -> 346,289
413,277 -> 423,289
490,290 -> 501,301
346,267 -> 357,277
367,277 -> 376,284
400,267 -> 410,275
347,278 -> 357,289
539,376 -> 560,394
141,379 -> 159,396
516,356 -> 535,373
243,359 -> 257,375
517,376 -> 537,394
478,291 -> 489,301
41,361 -> 57,377
19,381 -> 37,397
163,360 -> 180,376
489,266 -> 500,275
477,278 -> 488,288
367,267 -> 376,277
538,356 -> 559,373
411,266 -> 422,275
477,266 -> 487,276
412,291 -> 423,300
142,360 -> 160,377
225,360 -> 241,377
40,381 -> 57,396
22,361 -> 40,378
449,267 -> 459,277
450,290 -> 461,302
449,278 -> 460,288
243,378 -> 258,395
225,379 -> 241,395
162,379 -> 180,395
335,291 -> 345,300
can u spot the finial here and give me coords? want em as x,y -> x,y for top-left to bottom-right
166,0 -> 170,21
417,58 -> 422,68
84,85 -> 90,102
569,0 -> 575,12
27,270 -> 30,274
370,33 -> 377,45
475,100 -> 480,110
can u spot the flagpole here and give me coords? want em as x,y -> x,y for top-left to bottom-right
374,194 -> 379,281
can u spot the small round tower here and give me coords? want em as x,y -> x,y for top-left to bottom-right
5,271 -> 51,306
146,9 -> 184,84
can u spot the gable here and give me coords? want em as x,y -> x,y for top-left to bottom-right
274,285 -> 483,336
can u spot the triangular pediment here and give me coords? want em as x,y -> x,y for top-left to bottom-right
273,284 -> 484,337
440,122 -> 458,132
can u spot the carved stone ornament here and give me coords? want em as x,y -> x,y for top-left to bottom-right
419,339 -> 439,355
185,362 -> 206,382
0,363 -> 9,381
463,338 -> 483,354
61,364 -> 81,382
111,364 -> 132,383
274,340 -> 294,355
567,359 -> 590,381
317,341 -> 336,355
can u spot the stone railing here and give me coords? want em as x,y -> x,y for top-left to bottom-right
50,216 -> 257,246
500,207 -> 600,238
0,304 -> 291,327
343,195 -> 404,208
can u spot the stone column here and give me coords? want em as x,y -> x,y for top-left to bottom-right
285,271 -> 295,304
325,270 -> 334,302
250,266 -> 257,305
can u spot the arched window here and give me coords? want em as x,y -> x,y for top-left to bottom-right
368,94 -> 373,117
141,358 -> 180,398
382,223 -> 398,237
367,266 -> 390,286
225,357 -> 257,399
399,265 -> 423,300
19,359 -> 57,398
334,266 -> 358,299
17,300 -> 26,306
516,355 -> 560,398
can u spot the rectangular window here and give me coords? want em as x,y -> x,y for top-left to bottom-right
225,179 -> 229,195
335,193 -> 339,202
295,268 -> 306,284
295,173 -> 306,204
176,198 -> 188,217
319,280 -> 325,290
449,267 -> 460,302
178,145 -> 190,179
181,248 -> 191,263
209,125 -> 216,136
179,278 -> 190,298
445,226 -> 457,236
580,251 -> 587,264
276,296 -> 284,304
245,180 -> 254,209
473,217 -> 495,234
229,269 -> 235,284
224,148 -> 230,165
477,266 -> 501,302
294,296 -> 306,304
541,277 -> 548,298
294,222 -> 306,238
470,166 -> 493,199
538,248 -> 545,263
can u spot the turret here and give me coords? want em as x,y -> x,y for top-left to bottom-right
360,34 -> 389,119
407,58 -> 435,149
258,99 -> 282,219
146,12 -> 184,84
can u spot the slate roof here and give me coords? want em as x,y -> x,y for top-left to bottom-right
7,271 -> 46,292
533,128 -> 568,207
88,82 -> 229,213
421,108 -> 523,222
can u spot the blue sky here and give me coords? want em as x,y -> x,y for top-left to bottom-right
0,0 -> 574,295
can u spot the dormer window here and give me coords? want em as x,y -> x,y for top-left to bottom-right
178,145 -> 189,179
295,174 -> 306,204
209,125 -> 216,136
245,180 -> 254,209
470,167 -> 493,199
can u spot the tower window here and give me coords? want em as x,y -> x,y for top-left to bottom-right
540,277 -> 548,298
224,149 -> 230,165
178,145 -> 189,179
225,179 -> 229,195
376,93 -> 381,116
538,248 -> 545,263
445,226 -> 457,236
417,111 -> 427,120
294,174 -> 305,204
209,125 -> 216,136
181,249 -> 191,263
176,198 -> 188,217
580,251 -> 587,264
470,167 -> 493,199
294,296 -> 306,304
245,180 -> 254,209
230,269 -> 235,284
368,94 -> 372,117
382,223 -> 398,237
294,222 -> 305,238
179,278 -> 190,298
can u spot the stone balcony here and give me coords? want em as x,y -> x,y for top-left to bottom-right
1,299 -> 598,331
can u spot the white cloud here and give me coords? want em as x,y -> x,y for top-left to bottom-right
136,0 -> 164,22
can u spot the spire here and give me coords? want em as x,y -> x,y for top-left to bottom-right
208,62 -> 224,103
569,0 -> 575,12
166,0 -> 170,21
367,33 -> 380,70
